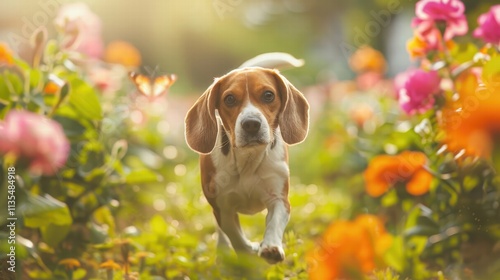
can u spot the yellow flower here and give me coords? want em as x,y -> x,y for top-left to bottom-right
99,259 -> 121,270
407,35 -> 428,59
349,45 -> 386,74
58,258 -> 81,270
364,151 -> 432,197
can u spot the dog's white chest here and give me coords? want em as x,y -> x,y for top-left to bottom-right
212,144 -> 289,215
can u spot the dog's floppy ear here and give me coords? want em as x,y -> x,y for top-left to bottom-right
272,69 -> 310,145
185,79 -> 221,154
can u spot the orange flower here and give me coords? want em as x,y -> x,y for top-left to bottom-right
43,75 -> 65,95
349,45 -> 386,74
407,35 -> 428,59
43,81 -> 60,95
104,40 -> 142,67
0,43 -> 14,66
406,32 -> 455,60
441,70 -> 500,158
364,151 -> 432,197
307,214 -> 392,280
58,258 -> 81,270
99,259 -> 121,270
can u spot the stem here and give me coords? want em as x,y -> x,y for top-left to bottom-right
422,165 -> 459,194
107,269 -> 113,280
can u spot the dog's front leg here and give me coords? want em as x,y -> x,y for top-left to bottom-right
219,211 -> 260,254
259,198 -> 290,264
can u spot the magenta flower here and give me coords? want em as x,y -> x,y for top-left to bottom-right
412,0 -> 468,42
54,3 -> 104,58
394,69 -> 441,115
473,5 -> 500,46
0,111 -> 70,175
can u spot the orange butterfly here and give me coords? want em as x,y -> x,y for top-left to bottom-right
129,72 -> 177,99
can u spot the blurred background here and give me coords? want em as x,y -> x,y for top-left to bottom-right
1,0 -> 417,89
1,0 -> 495,92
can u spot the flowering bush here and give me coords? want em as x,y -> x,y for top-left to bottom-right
0,4 -> 182,279
303,0 -> 500,279
0,110 -> 69,175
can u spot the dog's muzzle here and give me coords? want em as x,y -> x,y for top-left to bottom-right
240,117 -> 267,146
241,118 -> 261,135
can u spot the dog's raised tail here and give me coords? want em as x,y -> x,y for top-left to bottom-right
238,52 -> 304,70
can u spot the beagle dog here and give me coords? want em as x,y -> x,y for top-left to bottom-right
185,66 -> 309,264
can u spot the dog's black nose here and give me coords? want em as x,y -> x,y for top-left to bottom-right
242,119 -> 261,134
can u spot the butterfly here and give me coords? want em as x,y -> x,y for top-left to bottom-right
129,72 -> 177,99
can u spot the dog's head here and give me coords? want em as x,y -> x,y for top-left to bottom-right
185,67 -> 309,154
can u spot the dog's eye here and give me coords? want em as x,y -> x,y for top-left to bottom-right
261,91 -> 275,103
224,94 -> 236,106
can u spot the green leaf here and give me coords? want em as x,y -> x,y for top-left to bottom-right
416,215 -> 439,229
77,141 -> 105,175
482,55 -> 500,84
93,206 -> 116,237
125,169 -> 161,184
31,93 -> 48,110
2,71 -> 24,95
89,222 -> 109,244
381,188 -> 398,207
463,175 -> 479,192
13,58 -> 31,72
0,76 -> 11,101
21,193 -> 72,228
53,115 -> 86,137
43,39 -> 59,60
150,214 -> 168,236
450,43 -> 478,64
68,78 -> 102,120
59,82 -> 70,101
73,268 -> 87,280
40,223 -> 70,248
83,167 -> 106,184
28,69 -> 42,90
405,225 -> 439,237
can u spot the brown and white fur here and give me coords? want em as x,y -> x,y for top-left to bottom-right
184,66 -> 309,264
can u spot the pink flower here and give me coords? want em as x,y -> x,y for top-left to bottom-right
394,69 -> 441,115
412,0 -> 468,42
0,111 -> 70,175
473,5 -> 500,46
87,64 -> 124,94
54,3 -> 104,58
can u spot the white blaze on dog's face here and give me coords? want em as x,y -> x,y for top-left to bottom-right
216,70 -> 283,148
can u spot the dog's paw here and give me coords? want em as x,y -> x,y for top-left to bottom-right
258,244 -> 285,264
248,241 -> 260,253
